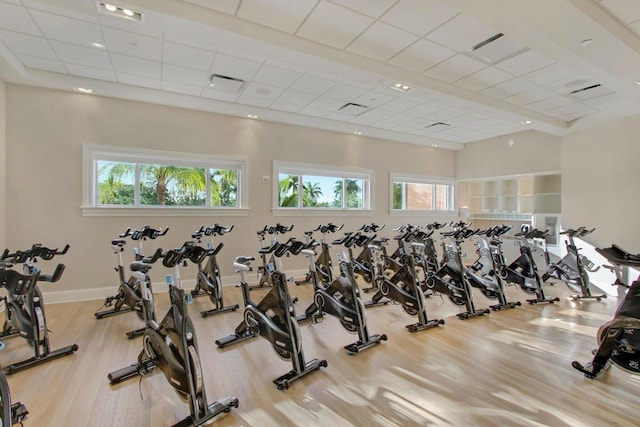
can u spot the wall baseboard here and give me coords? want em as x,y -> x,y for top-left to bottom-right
41,269 -> 310,304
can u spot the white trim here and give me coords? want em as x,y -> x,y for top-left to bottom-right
273,160 -> 374,211
455,170 -> 562,182
389,210 -> 457,217
81,206 -> 249,217
82,144 -> 248,213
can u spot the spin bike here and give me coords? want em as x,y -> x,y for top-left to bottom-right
95,225 -> 169,321
572,245 -> 640,378
108,242 -> 238,426
189,224 -> 239,317
295,223 -> 343,285
297,239 -> 387,353
493,228 -> 560,305
249,224 -> 294,291
0,269 -> 30,425
369,239 -> 445,332
424,228 -> 491,320
217,239 -> 327,389
465,225 -> 521,311
543,227 -> 606,301
351,223 -> 385,285
0,244 -> 79,374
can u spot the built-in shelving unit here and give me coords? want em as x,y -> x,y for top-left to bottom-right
459,173 -> 561,221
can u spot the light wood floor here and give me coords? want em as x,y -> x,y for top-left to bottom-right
2,280 -> 639,427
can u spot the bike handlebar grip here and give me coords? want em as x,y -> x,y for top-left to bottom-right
119,228 -> 132,238
0,249 -> 8,261
142,247 -> 164,264
38,263 -> 66,282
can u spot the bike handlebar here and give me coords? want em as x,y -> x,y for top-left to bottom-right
1,244 -> 70,263
121,226 -> 169,241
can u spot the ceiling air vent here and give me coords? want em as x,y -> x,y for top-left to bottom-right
470,32 -> 527,64
425,122 -> 450,130
209,74 -> 245,94
338,102 -> 369,116
569,84 -> 614,100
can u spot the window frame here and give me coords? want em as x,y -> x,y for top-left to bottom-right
272,161 -> 374,216
82,144 -> 248,216
390,172 -> 456,216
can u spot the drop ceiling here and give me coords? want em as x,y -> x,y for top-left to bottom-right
1,0 -> 640,150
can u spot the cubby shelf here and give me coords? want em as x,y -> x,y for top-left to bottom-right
459,173 -> 561,220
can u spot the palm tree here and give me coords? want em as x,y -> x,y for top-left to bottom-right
279,174 -> 299,207
98,161 -> 134,204
140,165 -> 206,205
211,169 -> 238,207
333,178 -> 362,208
302,182 -> 323,207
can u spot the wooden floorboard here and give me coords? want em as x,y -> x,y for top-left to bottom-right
2,280 -> 638,427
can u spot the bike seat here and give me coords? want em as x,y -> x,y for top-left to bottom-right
130,261 -> 152,273
111,239 -> 127,247
234,256 -> 254,271
301,249 -> 316,257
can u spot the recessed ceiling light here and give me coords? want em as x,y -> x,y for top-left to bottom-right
247,114 -> 259,119
91,42 -> 105,48
75,87 -> 93,94
353,131 -> 362,135
580,39 -> 593,46
432,144 -> 438,147
97,2 -> 143,22
390,82 -> 413,93
635,80 -> 640,86
522,120 -> 532,125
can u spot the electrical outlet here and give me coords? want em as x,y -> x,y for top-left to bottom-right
262,175 -> 270,183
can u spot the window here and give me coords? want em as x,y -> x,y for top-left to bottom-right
83,145 -> 247,216
391,173 -> 455,212
274,161 -> 372,212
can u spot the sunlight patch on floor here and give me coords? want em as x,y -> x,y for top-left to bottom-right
528,316 -> 597,336
557,309 -> 612,321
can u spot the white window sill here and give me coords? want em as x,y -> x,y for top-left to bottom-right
81,206 -> 250,217
389,209 -> 456,217
272,208 -> 374,217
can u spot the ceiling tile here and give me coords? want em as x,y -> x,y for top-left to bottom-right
102,27 -> 162,61
349,116 -> 377,125
110,53 -> 161,79
455,67 -> 513,91
328,0 -> 396,18
289,74 -> 337,95
504,87 -> 556,105
253,64 -> 303,88
346,21 -> 419,61
526,95 -> 574,112
163,41 -> 215,71
50,41 -> 112,69
65,63 -> 116,82
236,95 -> 271,107
305,96 -> 347,111
629,20 -> 640,37
2,0 -> 22,5
0,30 -> 56,59
163,23 -> 219,51
242,82 -> 285,101
423,54 -> 486,83
353,90 -> 395,108
298,107 -> 330,117
378,96 -> 422,113
236,0 -> 319,33
30,10 -> 102,47
357,109 -> 394,120
387,39 -> 455,72
210,53 -> 261,82
404,103 -> 442,117
425,13 -> 497,52
274,89 -> 317,106
162,81 -> 202,95
163,63 -> 209,86
17,54 -> 66,73
495,49 -> 555,76
201,88 -> 239,102
521,62 -> 577,86
546,76 -> 597,95
183,0 -> 240,14
322,82 -> 368,101
599,0 -> 640,25
297,1 -> 373,49
380,0 -> 459,36
117,72 -> 162,90
270,102 -> 303,113
324,112 -> 354,121
0,2 -> 40,35
480,77 -> 536,99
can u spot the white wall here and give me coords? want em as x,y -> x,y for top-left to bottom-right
0,80 -> 5,249
5,84 -> 456,297
562,114 -> 640,252
456,130 -> 562,180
